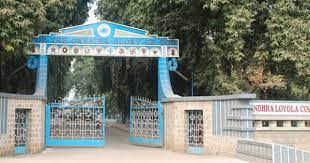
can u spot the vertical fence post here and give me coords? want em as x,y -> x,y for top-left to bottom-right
45,104 -> 51,147
102,96 -> 106,146
272,143 -> 276,163
129,98 -> 133,137
158,101 -> 164,146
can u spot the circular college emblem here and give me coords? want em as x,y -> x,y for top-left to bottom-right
97,23 -> 111,37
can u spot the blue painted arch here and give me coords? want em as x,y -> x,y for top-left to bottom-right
31,21 -> 179,101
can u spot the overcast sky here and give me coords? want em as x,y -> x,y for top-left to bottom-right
85,2 -> 99,24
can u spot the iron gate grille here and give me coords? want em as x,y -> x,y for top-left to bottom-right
15,109 -> 28,154
185,110 -> 204,154
50,107 -> 103,139
129,97 -> 163,147
46,96 -> 105,147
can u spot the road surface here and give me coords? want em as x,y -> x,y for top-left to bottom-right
0,126 -> 247,163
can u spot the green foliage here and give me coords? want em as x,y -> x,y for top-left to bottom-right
65,57 -> 100,96
66,56 -> 157,119
0,0 -> 92,100
1,0 -> 309,119
0,0 -> 45,54
96,0 -> 309,100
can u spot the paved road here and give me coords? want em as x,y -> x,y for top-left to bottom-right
1,126 -> 247,163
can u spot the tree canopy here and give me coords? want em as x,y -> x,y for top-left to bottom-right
0,0 -> 92,100
94,0 -> 309,100
0,0 -> 308,119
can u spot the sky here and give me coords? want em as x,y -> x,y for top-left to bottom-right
85,1 -> 99,24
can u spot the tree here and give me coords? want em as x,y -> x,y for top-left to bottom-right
0,0 -> 92,101
96,0 -> 310,101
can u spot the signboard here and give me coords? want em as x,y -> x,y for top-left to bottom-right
28,21 -> 179,57
251,100 -> 310,116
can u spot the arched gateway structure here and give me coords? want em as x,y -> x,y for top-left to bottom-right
26,21 -> 179,148
28,21 -> 179,100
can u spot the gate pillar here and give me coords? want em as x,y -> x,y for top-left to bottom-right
34,54 -> 48,96
158,58 -> 175,101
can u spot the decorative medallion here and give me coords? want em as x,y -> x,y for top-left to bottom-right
48,45 -> 59,55
72,46 -> 82,55
29,44 -> 40,54
97,23 -> 111,37
60,46 -> 70,55
106,47 -> 115,55
128,47 -> 138,55
139,47 -> 149,56
95,46 -> 104,55
26,56 -> 38,70
168,58 -> 178,71
150,48 -> 161,56
168,48 -> 178,56
116,47 -> 126,55
83,46 -> 93,55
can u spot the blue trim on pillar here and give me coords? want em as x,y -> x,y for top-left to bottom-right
158,58 -> 175,101
158,102 -> 164,146
45,104 -> 50,149
129,137 -> 162,147
15,146 -> 26,155
187,147 -> 205,155
35,55 -> 48,96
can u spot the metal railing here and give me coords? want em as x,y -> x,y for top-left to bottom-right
237,139 -> 273,160
237,139 -> 310,163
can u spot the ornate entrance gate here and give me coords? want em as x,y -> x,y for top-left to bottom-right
129,97 -> 163,147
14,109 -> 29,155
45,96 -> 105,147
25,21 -> 180,149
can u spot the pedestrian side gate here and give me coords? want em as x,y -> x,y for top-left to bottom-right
129,97 -> 163,147
14,109 -> 29,154
45,96 -> 105,147
185,110 -> 204,154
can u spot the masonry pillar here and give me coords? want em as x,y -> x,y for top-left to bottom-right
34,53 -> 48,96
157,58 -> 176,101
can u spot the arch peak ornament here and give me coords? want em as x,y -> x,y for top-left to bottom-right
97,23 -> 111,37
